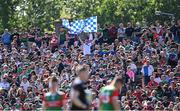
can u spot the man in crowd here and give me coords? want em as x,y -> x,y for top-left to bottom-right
125,22 -> 134,39
141,59 -> 154,87
1,29 -> 12,49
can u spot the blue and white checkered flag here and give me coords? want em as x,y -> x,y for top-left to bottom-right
62,19 -> 71,29
70,19 -> 85,34
62,16 -> 97,34
83,16 -> 97,33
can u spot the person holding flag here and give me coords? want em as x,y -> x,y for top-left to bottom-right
99,76 -> 123,110
42,75 -> 66,111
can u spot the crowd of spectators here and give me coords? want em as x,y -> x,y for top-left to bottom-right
0,19 -> 180,110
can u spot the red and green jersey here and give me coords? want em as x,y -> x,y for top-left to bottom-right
43,91 -> 66,111
99,85 -> 119,110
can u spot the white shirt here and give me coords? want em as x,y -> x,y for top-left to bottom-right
130,63 -> 137,72
0,81 -> 10,90
83,43 -> 92,56
89,33 -> 93,41
117,28 -> 125,37
20,81 -> 30,92
154,77 -> 162,84
141,65 -> 154,76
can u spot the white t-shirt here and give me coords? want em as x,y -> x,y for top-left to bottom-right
0,82 -> 10,90
141,65 -> 154,76
130,63 -> 137,72
20,81 -> 30,92
117,28 -> 125,38
83,43 -> 92,56
89,33 -> 93,41
154,77 -> 162,84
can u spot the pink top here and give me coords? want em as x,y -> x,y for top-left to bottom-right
126,70 -> 135,79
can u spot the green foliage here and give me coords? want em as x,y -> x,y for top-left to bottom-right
0,0 -> 179,33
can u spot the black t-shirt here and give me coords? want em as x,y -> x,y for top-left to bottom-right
58,63 -> 64,74
125,27 -> 134,37
71,78 -> 89,110
134,27 -> 142,37
42,37 -> 50,44
170,25 -> 177,36
11,32 -> 19,40
177,26 -> 180,36
170,25 -> 180,37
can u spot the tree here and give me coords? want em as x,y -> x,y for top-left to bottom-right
0,0 -> 179,33
0,0 -> 20,30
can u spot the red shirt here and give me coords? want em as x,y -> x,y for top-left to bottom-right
109,27 -> 117,38
148,80 -> 158,89
132,91 -> 142,102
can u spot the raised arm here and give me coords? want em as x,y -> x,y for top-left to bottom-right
92,35 -> 98,45
78,36 -> 84,44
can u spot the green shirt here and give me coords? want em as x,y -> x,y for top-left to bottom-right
103,28 -> 109,39
60,31 -> 66,41
99,86 -> 118,110
20,38 -> 28,43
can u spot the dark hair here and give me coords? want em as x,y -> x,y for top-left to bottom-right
50,76 -> 58,83
115,77 -> 123,84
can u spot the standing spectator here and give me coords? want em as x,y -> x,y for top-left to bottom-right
96,24 -> 104,45
42,32 -> 50,46
148,76 -> 158,89
20,76 -> 30,93
1,29 -> 12,49
170,20 -> 177,41
176,19 -> 180,43
102,24 -> 109,43
67,33 -> 76,47
11,28 -> 20,47
117,23 -> 125,42
28,28 -> 36,48
126,66 -> 135,89
125,22 -> 134,40
78,35 -> 97,56
59,27 -> 67,45
35,28 -> 42,48
0,74 -> 10,91
171,20 -> 180,44
141,60 -> 154,87
108,24 -> 117,44
167,48 -> 178,68
50,32 -> 59,53
20,32 -> 28,48
127,59 -> 137,73
134,22 -> 142,43
155,21 -> 163,42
